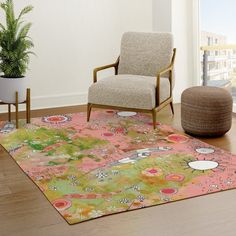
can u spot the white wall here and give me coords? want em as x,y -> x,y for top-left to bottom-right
152,0 -> 172,32
172,0 -> 195,102
153,0 -> 195,102
0,0 -> 153,111
0,0 -> 195,112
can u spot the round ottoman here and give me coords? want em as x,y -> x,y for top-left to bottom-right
181,86 -> 233,137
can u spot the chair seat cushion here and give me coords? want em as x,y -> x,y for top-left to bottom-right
88,75 -> 170,110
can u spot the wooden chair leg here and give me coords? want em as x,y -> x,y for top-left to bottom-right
87,103 -> 92,122
170,102 -> 174,115
8,104 -> 11,122
152,109 -> 157,129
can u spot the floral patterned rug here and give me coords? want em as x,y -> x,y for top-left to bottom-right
0,111 -> 236,225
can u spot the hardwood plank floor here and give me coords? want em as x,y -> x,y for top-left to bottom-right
0,104 -> 236,236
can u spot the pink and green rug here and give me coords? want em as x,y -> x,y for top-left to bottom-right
0,111 -> 236,224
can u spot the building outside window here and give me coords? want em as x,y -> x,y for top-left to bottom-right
201,0 -> 236,103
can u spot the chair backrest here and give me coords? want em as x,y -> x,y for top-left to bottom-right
118,32 -> 173,77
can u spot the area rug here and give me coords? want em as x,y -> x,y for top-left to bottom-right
0,111 -> 236,225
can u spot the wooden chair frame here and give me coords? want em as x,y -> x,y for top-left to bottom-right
87,48 -> 176,129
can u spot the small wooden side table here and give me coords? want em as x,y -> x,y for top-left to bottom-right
0,88 -> 31,129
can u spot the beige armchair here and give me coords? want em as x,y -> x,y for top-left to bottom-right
87,32 -> 176,129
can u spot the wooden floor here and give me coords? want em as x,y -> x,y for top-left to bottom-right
0,104 -> 236,236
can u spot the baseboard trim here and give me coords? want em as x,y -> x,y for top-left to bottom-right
0,91 -> 181,114
0,92 -> 88,113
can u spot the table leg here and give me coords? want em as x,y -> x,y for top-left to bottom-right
26,88 -> 31,124
15,92 -> 19,129
8,104 -> 11,122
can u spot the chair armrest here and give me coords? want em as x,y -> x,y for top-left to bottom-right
157,65 -> 173,77
93,57 -> 120,83
156,48 -> 176,106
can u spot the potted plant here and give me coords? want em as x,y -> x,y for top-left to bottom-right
0,0 -> 34,103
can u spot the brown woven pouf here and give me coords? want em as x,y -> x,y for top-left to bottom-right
181,86 -> 233,137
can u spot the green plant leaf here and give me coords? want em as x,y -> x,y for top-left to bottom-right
17,5 -> 33,20
0,23 -> 5,30
16,22 -> 32,39
0,0 -> 34,78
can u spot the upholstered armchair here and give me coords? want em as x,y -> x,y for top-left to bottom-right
87,32 -> 176,129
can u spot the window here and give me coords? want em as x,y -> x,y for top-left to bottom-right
200,0 -> 236,109
207,37 -> 212,46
